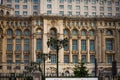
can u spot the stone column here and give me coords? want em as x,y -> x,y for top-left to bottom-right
78,37 -> 81,62
101,29 -> 105,63
2,35 -> 7,73
31,34 -> 36,62
87,37 -> 90,63
21,37 -> 24,72
69,37 -> 72,63
96,29 -> 102,62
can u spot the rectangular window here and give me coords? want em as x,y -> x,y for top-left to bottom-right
59,5 -> 64,9
33,0 -> 39,3
72,40 -> 78,50
59,0 -> 64,3
92,12 -> 96,15
90,40 -> 95,51
116,7 -> 119,12
107,55 -> 112,64
16,44 -> 21,51
92,0 -> 96,4
115,1 -> 119,6
108,13 -> 112,16
47,10 -> 52,14
84,6 -> 88,11
67,11 -> 72,15
73,55 -> 78,63
15,11 -> 19,15
15,5 -> 19,9
76,12 -> 80,15
64,55 -> 69,63
50,54 -> 56,63
33,5 -> 38,10
47,4 -> 52,9
76,6 -> 80,10
100,13 -> 104,16
15,0 -> 19,2
23,5 -> 27,9
16,60 -> 21,64
24,0 -> 28,3
64,45 -> 69,51
107,1 -> 112,5
68,5 -> 72,10
92,6 -> 96,11
82,55 -> 86,63
84,12 -> 88,16
106,39 -> 113,51
84,0 -> 88,4
100,7 -> 104,11
23,11 -> 27,15
67,0 -> 72,3
100,0 -> 104,5
90,55 -> 95,63
36,39 -> 42,50
7,44 -> 12,50
59,11 -> 64,15
76,0 -> 80,4
47,0 -> 52,3
7,60 -> 12,64
24,60 -> 29,64
7,4 -> 12,7
108,7 -> 112,11
81,40 -> 86,51
7,0 -> 12,3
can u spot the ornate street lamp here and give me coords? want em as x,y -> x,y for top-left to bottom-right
37,53 -> 49,78
47,37 -> 68,77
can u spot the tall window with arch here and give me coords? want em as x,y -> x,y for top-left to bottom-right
16,29 -> 21,36
24,29 -> 30,36
72,29 -> 78,36
81,29 -> 86,36
89,30 -> 94,36
50,28 -> 57,36
7,29 -> 13,36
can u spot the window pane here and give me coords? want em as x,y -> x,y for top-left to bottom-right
72,40 -> 78,50
106,39 -> 113,51
64,55 -> 69,63
16,30 -> 21,36
73,55 -> 78,63
16,44 -> 21,51
36,39 -> 42,50
7,44 -> 12,50
107,55 -> 112,64
50,54 -> 56,63
90,55 -> 95,63
81,40 -> 86,51
7,29 -> 13,35
82,55 -> 86,63
90,40 -> 95,51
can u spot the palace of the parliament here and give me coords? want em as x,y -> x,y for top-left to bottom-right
0,0 -> 120,77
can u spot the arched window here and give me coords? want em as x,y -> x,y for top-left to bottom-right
50,28 -> 57,36
0,10 -> 4,16
64,29 -> 69,36
7,29 -> 13,35
72,29 -> 78,36
89,30 -> 94,36
16,29 -> 21,36
81,30 -> 86,36
6,11 -> 10,16
36,28 -> 42,34
106,30 -> 113,36
24,29 -> 30,36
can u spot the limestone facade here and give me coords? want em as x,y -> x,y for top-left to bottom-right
0,15 -> 120,76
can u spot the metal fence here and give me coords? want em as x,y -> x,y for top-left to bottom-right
0,73 -> 33,80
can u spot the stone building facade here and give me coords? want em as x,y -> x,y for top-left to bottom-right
0,14 -> 120,76
0,3 -> 120,76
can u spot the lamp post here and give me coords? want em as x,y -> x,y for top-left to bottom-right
47,37 -> 68,77
37,53 -> 49,79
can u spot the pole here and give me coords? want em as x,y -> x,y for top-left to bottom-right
56,46 -> 59,77
44,56 -> 45,77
